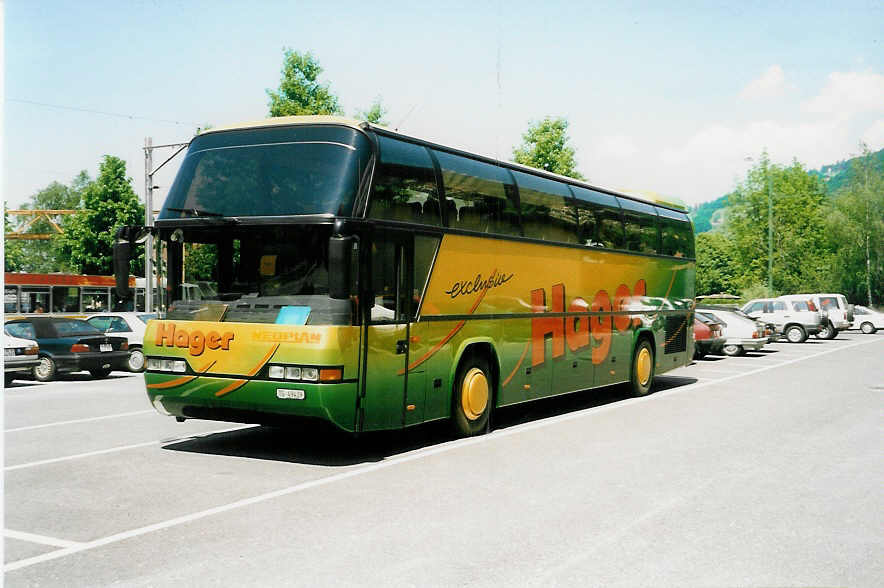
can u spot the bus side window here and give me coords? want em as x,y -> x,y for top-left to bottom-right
369,137 -> 441,226
434,150 -> 520,237
371,238 -> 400,322
574,199 -> 598,246
618,198 -> 659,254
597,208 -> 625,249
512,171 -> 577,243
412,235 -> 440,319
4,286 -> 19,313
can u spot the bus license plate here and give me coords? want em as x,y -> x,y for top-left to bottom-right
5,349 -> 14,357
100,344 -> 113,352
276,389 -> 305,400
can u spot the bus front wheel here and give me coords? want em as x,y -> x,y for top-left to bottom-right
630,339 -> 655,397
451,355 -> 492,437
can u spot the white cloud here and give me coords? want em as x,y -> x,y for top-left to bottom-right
739,65 -> 789,100
596,135 -> 639,159
802,70 -> 884,116
861,119 -> 884,150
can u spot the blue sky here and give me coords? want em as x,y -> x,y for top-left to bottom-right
3,0 -> 883,210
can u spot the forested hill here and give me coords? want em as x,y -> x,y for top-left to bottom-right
689,147 -> 884,233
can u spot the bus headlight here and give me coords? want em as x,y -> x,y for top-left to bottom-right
266,364 -> 341,383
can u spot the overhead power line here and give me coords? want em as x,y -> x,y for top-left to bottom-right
7,98 -> 200,126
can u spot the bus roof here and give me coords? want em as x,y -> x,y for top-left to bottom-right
198,116 -> 689,213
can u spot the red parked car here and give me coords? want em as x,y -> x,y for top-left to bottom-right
693,312 -> 726,359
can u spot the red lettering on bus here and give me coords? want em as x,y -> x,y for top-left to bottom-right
155,323 -> 234,356
530,285 -> 565,367
531,279 -> 646,368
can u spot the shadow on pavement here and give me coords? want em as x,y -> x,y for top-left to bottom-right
160,377 -> 699,467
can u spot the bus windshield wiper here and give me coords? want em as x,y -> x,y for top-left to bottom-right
166,207 -> 225,218
166,207 -> 239,224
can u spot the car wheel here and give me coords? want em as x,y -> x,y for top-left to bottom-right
785,325 -> 807,343
859,321 -> 876,334
630,339 -> 655,396
5,374 -> 14,387
451,354 -> 492,437
721,344 -> 743,357
90,367 -> 113,379
127,347 -> 145,372
816,321 -> 837,340
33,356 -> 57,382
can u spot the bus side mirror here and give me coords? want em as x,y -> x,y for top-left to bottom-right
329,235 -> 355,300
114,228 -> 133,300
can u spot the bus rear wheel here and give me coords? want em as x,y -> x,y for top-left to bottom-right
451,355 -> 492,437
630,339 -> 655,397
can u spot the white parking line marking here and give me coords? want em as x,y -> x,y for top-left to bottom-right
3,425 -> 254,472
4,529 -> 84,549
5,410 -> 155,433
4,337 -> 881,573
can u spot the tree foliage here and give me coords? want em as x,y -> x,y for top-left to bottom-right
695,146 -> 884,306
56,156 -> 144,275
512,117 -> 585,180
356,97 -> 388,125
266,50 -> 343,117
4,172 -> 90,272
724,154 -> 830,296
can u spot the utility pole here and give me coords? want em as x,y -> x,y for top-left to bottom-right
144,137 -> 154,312
767,166 -> 773,296
143,136 -> 190,312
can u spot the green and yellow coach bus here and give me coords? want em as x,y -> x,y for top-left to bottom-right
114,116 -> 695,436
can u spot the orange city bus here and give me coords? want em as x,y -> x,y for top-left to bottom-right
114,116 -> 695,436
4,273 -> 138,316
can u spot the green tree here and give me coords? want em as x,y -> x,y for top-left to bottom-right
512,117 -> 585,180
266,50 -> 343,117
356,97 -> 388,125
726,154 -> 831,295
827,144 -> 884,305
4,172 -> 90,272
57,156 -> 144,275
694,232 -> 739,295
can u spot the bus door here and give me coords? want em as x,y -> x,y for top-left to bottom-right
360,231 -> 426,430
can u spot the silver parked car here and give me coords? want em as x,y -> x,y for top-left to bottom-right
741,297 -> 824,343
696,306 -> 767,356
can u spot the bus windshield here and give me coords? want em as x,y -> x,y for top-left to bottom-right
162,224 -> 354,326
161,125 -> 372,219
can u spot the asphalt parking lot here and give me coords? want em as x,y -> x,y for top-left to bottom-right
4,332 -> 883,587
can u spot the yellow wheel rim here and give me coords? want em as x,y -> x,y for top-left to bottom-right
461,367 -> 489,421
636,347 -> 652,387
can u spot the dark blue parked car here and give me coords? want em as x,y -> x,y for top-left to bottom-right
4,317 -> 130,382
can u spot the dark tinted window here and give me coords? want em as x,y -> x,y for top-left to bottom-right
511,171 -> 577,243
369,137 -> 441,226
656,206 -> 694,258
571,186 -> 623,248
162,126 -> 371,219
434,151 -> 520,236
618,197 -> 659,253
413,235 -> 440,319
53,319 -> 102,336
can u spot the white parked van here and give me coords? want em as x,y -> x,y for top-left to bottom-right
778,293 -> 853,339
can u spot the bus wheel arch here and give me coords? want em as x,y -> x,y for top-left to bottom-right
629,332 -> 656,397
450,341 -> 499,437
